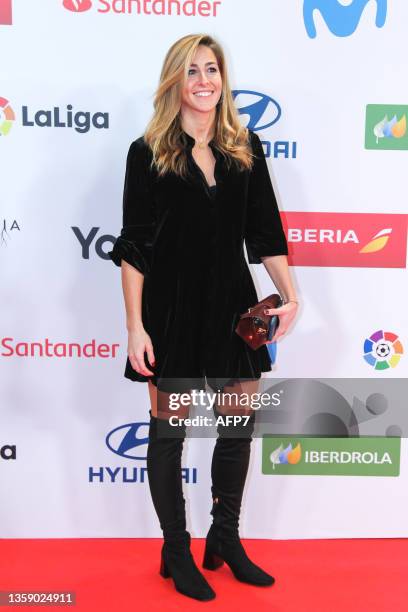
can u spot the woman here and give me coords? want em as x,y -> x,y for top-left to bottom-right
109,34 -> 298,602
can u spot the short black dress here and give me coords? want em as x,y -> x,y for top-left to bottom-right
109,129 -> 288,393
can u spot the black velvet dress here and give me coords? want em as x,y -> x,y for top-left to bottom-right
109,129 -> 288,393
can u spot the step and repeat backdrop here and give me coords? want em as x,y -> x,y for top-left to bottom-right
1,0 -> 407,538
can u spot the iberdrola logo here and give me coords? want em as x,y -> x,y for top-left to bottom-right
373,114 -> 406,143
0,97 -> 15,136
365,104 -> 408,150
269,441 -> 302,470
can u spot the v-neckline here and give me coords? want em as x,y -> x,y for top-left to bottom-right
189,152 -> 218,193
181,129 -> 221,198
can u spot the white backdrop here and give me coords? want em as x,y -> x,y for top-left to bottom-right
1,0 -> 407,538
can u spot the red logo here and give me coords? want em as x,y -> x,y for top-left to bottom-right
281,212 -> 408,268
63,0 -> 92,12
0,0 -> 12,25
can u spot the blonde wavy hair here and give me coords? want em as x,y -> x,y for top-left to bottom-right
144,33 -> 255,178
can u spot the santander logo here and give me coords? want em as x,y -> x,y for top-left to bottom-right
281,212 -> 407,268
0,0 -> 12,25
62,0 -> 222,16
63,0 -> 92,12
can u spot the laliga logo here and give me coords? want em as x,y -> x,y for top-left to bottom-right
270,442 -> 302,470
0,97 -> 15,135
363,330 -> 404,370
303,0 -> 387,38
63,0 -> 92,11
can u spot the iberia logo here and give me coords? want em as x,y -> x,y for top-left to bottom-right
0,0 -> 12,25
269,441 -> 302,470
282,212 -> 408,268
359,228 -> 392,253
63,0 -> 92,11
0,97 -> 15,136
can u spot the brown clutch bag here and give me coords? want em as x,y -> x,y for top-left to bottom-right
235,293 -> 283,350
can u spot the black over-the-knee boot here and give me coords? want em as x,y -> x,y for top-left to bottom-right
146,410 -> 216,601
202,407 -> 275,586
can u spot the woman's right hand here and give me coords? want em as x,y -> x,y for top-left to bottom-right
127,326 -> 156,376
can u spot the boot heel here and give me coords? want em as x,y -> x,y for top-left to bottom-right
203,547 -> 224,570
159,556 -> 171,578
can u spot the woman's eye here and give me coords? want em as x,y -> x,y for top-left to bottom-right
188,67 -> 218,76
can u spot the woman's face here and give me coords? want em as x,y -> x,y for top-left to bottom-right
181,45 -> 223,113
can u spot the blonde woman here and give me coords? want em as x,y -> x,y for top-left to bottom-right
109,34 -> 298,601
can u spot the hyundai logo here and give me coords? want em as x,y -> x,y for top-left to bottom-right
232,90 -> 281,131
106,422 -> 149,460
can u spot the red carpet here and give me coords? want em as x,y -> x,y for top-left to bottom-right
0,538 -> 406,611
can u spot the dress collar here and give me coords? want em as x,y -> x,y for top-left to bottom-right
181,129 -> 216,150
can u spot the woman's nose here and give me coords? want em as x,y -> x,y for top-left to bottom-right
196,70 -> 211,85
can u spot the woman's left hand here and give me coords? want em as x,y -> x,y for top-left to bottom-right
263,301 -> 299,343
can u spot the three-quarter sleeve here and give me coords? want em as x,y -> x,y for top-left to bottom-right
108,138 -> 156,276
244,130 -> 288,264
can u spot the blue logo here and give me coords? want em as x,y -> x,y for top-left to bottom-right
232,90 -> 281,131
106,422 -> 149,460
303,0 -> 387,38
232,90 -> 296,159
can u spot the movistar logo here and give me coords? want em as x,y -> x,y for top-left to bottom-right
303,0 -> 387,38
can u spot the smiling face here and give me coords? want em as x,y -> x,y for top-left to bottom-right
180,44 -> 223,113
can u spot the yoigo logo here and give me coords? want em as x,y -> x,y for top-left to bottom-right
1,444 -> 16,460
72,227 -> 116,259
262,436 -> 400,476
0,97 -> 15,136
365,104 -> 408,150
232,90 -> 296,159
363,330 -> 404,370
88,423 -> 198,484
0,0 -> 12,25
304,0 -> 387,38
63,0 -> 92,11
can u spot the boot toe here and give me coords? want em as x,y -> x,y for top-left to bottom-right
232,562 -> 275,586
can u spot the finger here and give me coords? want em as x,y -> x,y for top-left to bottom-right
272,329 -> 286,342
134,353 -> 155,376
129,354 -> 141,373
146,344 -> 156,368
264,307 -> 285,315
